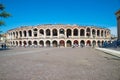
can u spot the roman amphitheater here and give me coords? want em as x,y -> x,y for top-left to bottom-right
6,24 -> 111,47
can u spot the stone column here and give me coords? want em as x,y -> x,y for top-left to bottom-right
115,10 -> 120,40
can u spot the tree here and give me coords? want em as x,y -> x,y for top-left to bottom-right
0,3 -> 11,26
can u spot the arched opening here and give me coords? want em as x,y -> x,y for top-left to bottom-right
74,40 -> 78,45
39,40 -> 44,47
73,40 -> 79,47
19,41 -> 22,46
60,40 -> 65,47
92,40 -> 96,46
80,29 -> 85,36
46,29 -> 50,36
59,28 -> 64,34
97,41 -> 101,47
102,41 -> 104,46
33,28 -> 38,37
33,41 -> 37,45
73,29 -> 78,36
66,40 -> 72,47
101,30 -> 103,37
97,30 -> 100,37
86,28 -> 91,37
19,31 -> 22,37
23,41 -> 27,46
52,40 -> 58,47
13,41 -> 15,45
28,30 -> 32,37
46,40 -> 50,47
23,31 -> 27,37
52,29 -> 58,36
39,29 -> 44,35
16,32 -> 18,37
86,40 -> 91,46
28,41 -> 32,46
80,40 -> 85,46
66,29 -> 72,38
13,32 -> 15,37
105,31 -> 107,37
92,29 -> 96,37
16,41 -> 18,46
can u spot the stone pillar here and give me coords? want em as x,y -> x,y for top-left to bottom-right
44,29 -> 46,38
115,10 -> 120,40
84,29 -> 86,37
78,29 -> 80,37
51,29 -> 52,38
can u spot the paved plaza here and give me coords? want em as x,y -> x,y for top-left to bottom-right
0,47 -> 120,80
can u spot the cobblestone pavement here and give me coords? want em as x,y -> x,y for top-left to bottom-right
0,47 -> 120,80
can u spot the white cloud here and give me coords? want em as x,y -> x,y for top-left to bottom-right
109,26 -> 117,36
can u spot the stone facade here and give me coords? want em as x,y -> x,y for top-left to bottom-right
115,10 -> 120,40
6,24 -> 111,47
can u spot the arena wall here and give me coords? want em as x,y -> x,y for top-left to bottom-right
6,24 -> 111,47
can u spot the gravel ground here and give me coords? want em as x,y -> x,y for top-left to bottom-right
0,47 -> 120,80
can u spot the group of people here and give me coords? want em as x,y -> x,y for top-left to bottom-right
1,44 -> 7,49
72,43 -> 84,48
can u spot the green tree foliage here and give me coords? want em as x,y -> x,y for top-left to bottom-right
0,3 -> 11,26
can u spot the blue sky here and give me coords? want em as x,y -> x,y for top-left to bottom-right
1,0 -> 120,36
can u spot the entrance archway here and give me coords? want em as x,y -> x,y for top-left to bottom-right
39,40 -> 44,47
60,40 -> 65,47
86,40 -> 91,46
52,40 -> 58,47
46,40 -> 50,47
80,40 -> 85,46
66,40 -> 72,47
28,41 -> 32,46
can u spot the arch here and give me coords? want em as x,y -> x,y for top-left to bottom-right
59,28 -> 64,34
86,28 -> 91,36
52,29 -> 58,36
13,41 -> 15,45
16,32 -> 18,36
86,40 -> 91,46
97,40 -> 101,47
66,29 -> 72,38
97,30 -> 100,37
39,40 -> 44,47
52,40 -> 58,47
13,32 -> 15,37
39,29 -> 44,35
33,41 -> 37,45
46,29 -> 51,36
80,29 -> 85,36
28,41 -> 32,46
73,29 -> 78,36
80,40 -> 85,46
16,41 -> 18,46
105,31 -> 107,37
74,40 -> 78,45
33,28 -> 38,37
101,30 -> 103,37
102,41 -> 104,46
23,41 -> 27,46
19,41 -> 22,46
92,40 -> 96,46
28,30 -> 32,37
66,40 -> 72,47
92,29 -> 96,36
19,31 -> 22,37
33,28 -> 38,31
46,40 -> 50,47
23,30 -> 27,37
59,40 -> 65,47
